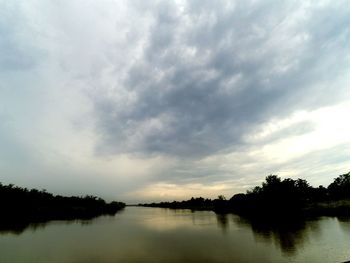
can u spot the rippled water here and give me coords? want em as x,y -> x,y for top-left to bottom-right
1,207 -> 350,262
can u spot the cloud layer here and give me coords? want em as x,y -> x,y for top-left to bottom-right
1,0 -> 350,201
92,0 -> 350,158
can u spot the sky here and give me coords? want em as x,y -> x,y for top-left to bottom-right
0,0 -> 350,203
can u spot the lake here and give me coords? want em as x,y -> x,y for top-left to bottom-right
1,207 -> 350,262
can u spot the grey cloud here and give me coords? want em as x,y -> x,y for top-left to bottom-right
91,1 -> 350,158
1,0 -> 350,202
270,142 -> 350,187
0,3 -> 44,71
251,120 -> 316,146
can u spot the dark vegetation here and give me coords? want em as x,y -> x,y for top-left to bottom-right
140,172 -> 350,218
0,182 -> 125,231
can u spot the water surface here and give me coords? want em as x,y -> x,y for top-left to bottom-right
1,207 -> 350,262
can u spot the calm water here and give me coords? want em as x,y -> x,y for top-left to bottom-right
1,207 -> 350,262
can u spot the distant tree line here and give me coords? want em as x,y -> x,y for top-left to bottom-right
140,172 -> 350,217
0,182 -> 125,224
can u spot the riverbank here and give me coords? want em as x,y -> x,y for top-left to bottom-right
140,172 -> 350,219
0,182 -> 125,226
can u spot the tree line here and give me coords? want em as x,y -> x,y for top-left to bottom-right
0,182 -> 125,224
140,172 -> 350,217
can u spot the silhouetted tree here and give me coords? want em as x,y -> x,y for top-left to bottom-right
328,172 -> 350,199
141,171 -> 350,217
0,182 -> 125,226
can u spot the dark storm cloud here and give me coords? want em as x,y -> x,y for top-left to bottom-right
93,0 -> 350,158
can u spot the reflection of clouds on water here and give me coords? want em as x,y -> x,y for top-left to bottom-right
139,209 -> 240,234
139,208 -> 217,231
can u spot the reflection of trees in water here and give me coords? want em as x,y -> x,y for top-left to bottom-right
0,221 -> 48,235
336,216 -> 350,233
216,213 -> 229,232
0,215 -> 110,235
232,215 -> 321,256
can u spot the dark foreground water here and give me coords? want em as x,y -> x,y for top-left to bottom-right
1,207 -> 350,263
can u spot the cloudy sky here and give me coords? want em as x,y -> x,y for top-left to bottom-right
1,0 -> 350,203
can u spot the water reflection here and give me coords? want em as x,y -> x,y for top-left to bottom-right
231,215 -> 322,256
1,208 -> 350,263
215,213 -> 229,233
142,208 -> 325,256
0,215 -> 115,235
140,208 -> 216,231
0,221 -> 46,235
337,216 -> 350,234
